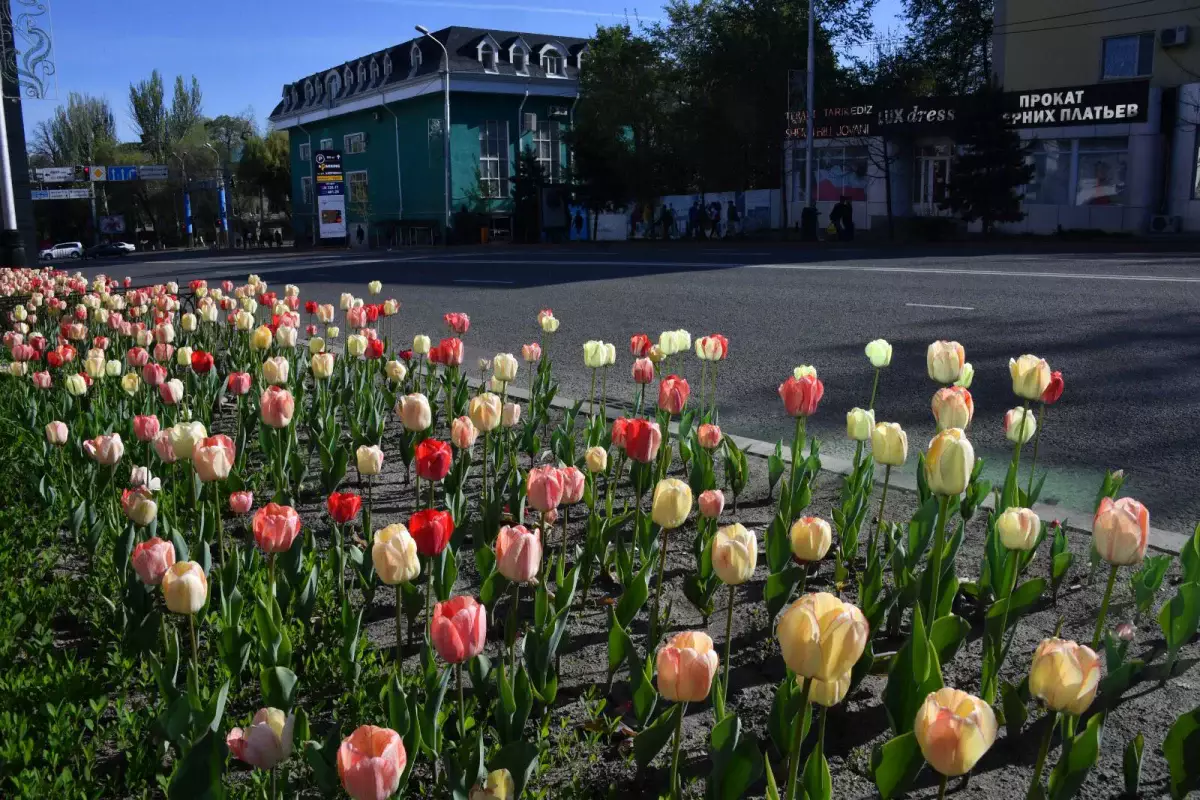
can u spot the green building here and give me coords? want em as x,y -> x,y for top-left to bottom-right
268,26 -> 587,244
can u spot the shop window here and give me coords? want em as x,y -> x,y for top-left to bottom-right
1075,137 -> 1128,206
479,121 -> 510,198
347,171 -> 369,204
1101,33 -> 1154,80
534,120 -> 562,182
814,146 -> 870,202
1024,139 -> 1072,205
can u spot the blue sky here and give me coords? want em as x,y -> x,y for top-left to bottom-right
23,0 -> 904,145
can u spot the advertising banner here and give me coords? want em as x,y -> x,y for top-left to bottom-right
99,215 -> 125,234
315,150 -> 346,239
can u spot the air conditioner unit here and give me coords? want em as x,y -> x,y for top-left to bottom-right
1160,26 -> 1189,47
548,105 -> 569,117
1149,214 -> 1183,233
522,112 -> 537,132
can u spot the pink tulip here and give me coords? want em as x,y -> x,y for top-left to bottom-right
697,423 -> 722,450
133,414 -> 161,442
131,536 -> 175,585
631,357 -> 655,385
522,342 -> 542,362
495,525 -> 542,583
252,503 -> 302,553
31,370 -> 52,389
430,596 -> 487,664
227,372 -> 252,396
451,416 -> 478,449
527,465 -> 564,513
158,379 -> 184,405
152,430 -> 177,463
127,346 -> 150,367
1093,497 -> 1150,566
698,489 -> 725,519
84,432 -> 124,466
192,435 -> 235,482
227,707 -> 294,771
658,375 -> 689,414
229,491 -> 254,514
45,420 -> 68,445
142,362 -> 167,387
260,386 -> 295,429
559,465 -> 586,505
338,725 -> 406,800
153,342 -> 175,363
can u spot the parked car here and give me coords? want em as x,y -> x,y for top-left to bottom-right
84,241 -> 136,259
38,241 -> 84,260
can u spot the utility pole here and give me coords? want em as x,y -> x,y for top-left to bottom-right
0,2 -> 22,265
417,25 -> 452,243
804,0 -> 815,211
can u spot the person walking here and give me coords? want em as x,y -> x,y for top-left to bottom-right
708,202 -> 721,239
725,200 -> 741,239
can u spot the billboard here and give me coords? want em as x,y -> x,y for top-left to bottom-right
99,215 -> 126,234
314,150 -> 346,240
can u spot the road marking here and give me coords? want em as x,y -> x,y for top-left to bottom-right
411,259 -> 737,268
748,262 -> 1200,284
905,302 -> 975,310
453,279 -> 514,285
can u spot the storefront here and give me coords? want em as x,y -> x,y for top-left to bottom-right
784,80 -> 1164,234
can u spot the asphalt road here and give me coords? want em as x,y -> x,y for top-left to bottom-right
76,241 -> 1200,531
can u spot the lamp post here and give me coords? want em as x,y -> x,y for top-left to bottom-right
205,142 -> 230,250
804,0 -> 815,212
416,24 -> 451,242
173,152 -> 193,250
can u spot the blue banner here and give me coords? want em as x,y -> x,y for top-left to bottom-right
218,186 -> 228,232
184,192 -> 193,235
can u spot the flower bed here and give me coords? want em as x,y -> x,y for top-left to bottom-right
1,265 -> 1199,800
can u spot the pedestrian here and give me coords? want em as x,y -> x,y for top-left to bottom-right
659,204 -> 674,240
687,201 -> 699,239
830,196 -> 855,241
356,224 -> 366,247
274,230 -> 283,248
708,203 -> 721,239
726,201 -> 740,239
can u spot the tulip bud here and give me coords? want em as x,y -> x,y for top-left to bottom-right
954,362 -> 975,388
777,593 -> 869,681
932,387 -> 974,431
1093,497 -> 1149,566
1004,407 -> 1037,445
1029,638 -> 1100,715
45,420 -> 68,445
263,356 -> 289,385
585,445 -> 608,473
527,465 -> 564,513
431,596 -> 486,664
275,326 -> 298,348
122,487 -> 159,526
250,325 -> 273,351
326,325 -> 340,339
583,340 -> 608,369
413,334 -> 431,355
338,725 -> 406,800
226,708 -> 295,771
65,373 -> 88,396
927,340 -> 966,384
180,312 -> 197,332
811,671 -> 852,707
913,688 -> 997,776
871,422 -> 907,467
698,489 -> 725,519
790,516 -> 832,562
631,357 -> 655,385
158,379 -> 184,405
656,631 -> 718,702
132,536 -> 175,585
539,313 -> 559,333
346,334 -> 367,357
997,507 -> 1040,551
651,478 -> 693,529
469,768 -> 515,800
846,407 -> 874,441
385,359 -> 407,383
697,423 -> 722,450
493,353 -> 519,383
925,428 -> 974,496
864,338 -> 892,368
373,524 -> 421,585
357,444 -> 384,476
494,525 -> 541,583
712,523 -> 757,585
1010,354 -> 1051,401
468,392 -> 502,432
229,491 -> 254,514
122,372 -> 142,395
162,561 -> 208,614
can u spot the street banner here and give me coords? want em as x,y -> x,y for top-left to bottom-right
99,215 -> 126,234
315,150 -> 347,239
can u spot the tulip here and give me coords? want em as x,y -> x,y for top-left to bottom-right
500,402 -> 520,429
871,422 -> 907,467
234,309 -> 254,330
431,595 -> 487,663
31,370 -> 51,389
932,387 -> 974,430
778,374 -> 824,417
174,345 -> 194,369
85,432 -> 125,465
657,631 -> 718,702
712,524 -> 757,585
45,420 -> 68,445
385,359 -> 407,383
953,362 -> 974,388
914,688 -> 997,777
122,487 -> 158,526
192,435 -> 235,482
652,478 -> 693,529
469,392 -> 502,432
443,312 -> 470,334
539,311 -> 559,333
260,386 -> 295,428
1093,497 -> 1149,566
521,343 -> 541,362
846,407 -> 874,442
495,524 -> 541,583
1042,371 -> 1064,405
164,422 -> 205,461
629,357 -> 654,385
162,561 -> 208,614
810,671 -> 852,708
131,536 -> 175,585
437,336 -> 464,365
585,446 -> 607,473
397,392 -> 432,432
104,359 -> 122,377
927,340 -> 966,384
121,372 -> 141,395
1010,354 -> 1051,401
157,378 -> 183,405
327,492 -> 363,525
64,373 -> 88,396
997,507 -> 1040,551
696,423 -> 722,450
409,508 -> 454,556
527,465 -> 564,513
698,489 -> 725,519
346,334 -> 367,358
142,362 -> 166,387
451,416 -> 478,450
864,338 -> 892,368
249,325 -> 272,351
412,334 -> 431,355
357,444 -> 385,477
788,515 -> 831,565
373,523 -> 421,585
190,350 -> 214,374
1004,406 -> 1036,445
658,374 -> 689,414
582,340 -> 606,369
415,439 -> 452,482
227,708 -> 295,771
153,431 -> 177,463
624,419 -> 662,464
1029,638 -> 1100,715
338,725 -> 406,800
470,769 -> 515,800
925,428 -> 974,496
630,333 -> 652,357
312,352 -> 336,381
226,371 -> 252,395
493,352 -> 518,382
253,503 -> 302,554
261,356 -> 288,386
229,491 -> 253,514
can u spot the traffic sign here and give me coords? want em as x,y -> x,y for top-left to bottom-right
32,188 -> 92,200
35,167 -> 75,183
140,165 -> 169,180
89,166 -> 107,181
107,166 -> 139,181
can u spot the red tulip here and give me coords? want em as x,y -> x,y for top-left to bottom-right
142,362 -> 167,387
133,414 -> 161,442
409,509 -> 453,556
304,300 -> 318,314
443,312 -> 470,334
430,595 -> 486,663
658,374 -> 690,414
191,350 -> 214,374
611,417 -> 631,448
438,337 -> 464,366
631,357 -> 654,384
625,419 -> 663,464
365,338 -> 384,360
1042,371 -> 1064,405
327,492 -> 363,524
252,503 -> 302,553
415,439 -> 453,482
630,333 -> 652,357
778,374 -> 824,417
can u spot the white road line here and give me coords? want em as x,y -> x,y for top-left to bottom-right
748,262 -> 1200,284
454,279 -> 514,285
906,302 -> 975,310
417,259 -> 735,268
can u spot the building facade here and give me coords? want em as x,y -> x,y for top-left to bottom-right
786,0 -> 1200,234
268,27 -> 586,244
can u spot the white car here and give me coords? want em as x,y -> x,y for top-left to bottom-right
39,241 -> 84,260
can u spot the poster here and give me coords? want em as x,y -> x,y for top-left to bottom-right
99,215 -> 126,234
314,150 -> 346,240
567,204 -> 589,240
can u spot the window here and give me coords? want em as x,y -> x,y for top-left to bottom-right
319,137 -> 333,150
371,59 -> 380,82
304,81 -> 314,102
1076,137 -> 1128,206
326,72 -> 341,97
384,54 -> 393,76
1102,33 -> 1154,79
534,120 -> 562,182
808,146 -> 870,203
301,177 -> 313,205
347,171 -> 369,204
1024,139 -> 1072,205
358,63 -> 367,85
512,43 -> 529,74
345,132 -> 366,155
345,67 -> 354,89
479,42 -> 498,72
479,121 -> 510,198
299,142 -> 311,163
541,47 -> 564,76
411,43 -> 423,69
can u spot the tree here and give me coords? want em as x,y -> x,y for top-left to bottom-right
128,70 -> 168,161
939,83 -> 1033,233
237,131 -> 291,220
168,75 -> 204,145
510,146 -> 546,243
901,0 -> 993,95
30,92 -> 118,166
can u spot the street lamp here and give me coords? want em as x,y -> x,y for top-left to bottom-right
416,24 -> 452,241
173,152 -> 193,249
205,142 -> 230,249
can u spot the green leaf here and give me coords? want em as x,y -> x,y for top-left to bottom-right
1180,523 -> 1200,585
491,740 -> 541,798
1130,555 -> 1172,615
870,731 -> 924,799
1048,712 -> 1104,800
764,751 -> 782,800
1123,732 -> 1144,797
386,675 -> 411,738
801,742 -> 832,800
260,666 -> 298,711
1158,584 -> 1200,656
1164,704 -> 1200,799
167,730 -> 227,799
710,713 -> 764,800
1000,680 -> 1029,742
929,614 -> 970,665
764,563 -> 802,621
633,702 -> 682,768
883,607 -> 942,735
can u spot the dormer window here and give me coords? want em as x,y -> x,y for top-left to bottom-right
574,45 -> 588,70
540,45 -> 565,77
304,80 -> 314,102
410,43 -> 423,69
371,59 -> 380,82
384,54 -> 393,76
326,71 -> 341,97
510,41 -> 530,74
477,36 -> 500,72
358,62 -> 367,85
344,67 -> 354,89
290,87 -> 299,108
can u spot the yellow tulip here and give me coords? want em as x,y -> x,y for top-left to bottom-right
651,478 -> 693,529
311,352 -> 335,380
913,688 -> 997,776
810,671 -> 852,707
1028,638 -> 1100,716
789,517 -> 831,562
585,446 -> 607,474
997,507 -> 1040,551
372,524 -> 421,585
777,592 -> 869,681
1009,354 -> 1051,401
925,428 -> 974,496
469,768 -> 515,800
864,338 -> 892,368
712,523 -> 757,585
469,392 -> 502,433
162,561 -> 208,615
250,325 -> 273,351
871,422 -> 908,467
926,340 -> 966,384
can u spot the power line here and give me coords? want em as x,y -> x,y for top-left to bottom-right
992,5 -> 1200,36
994,0 -> 1158,30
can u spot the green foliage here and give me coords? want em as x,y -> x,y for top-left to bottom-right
1163,704 -> 1200,799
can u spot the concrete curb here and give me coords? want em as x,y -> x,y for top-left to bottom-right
490,379 -> 1190,556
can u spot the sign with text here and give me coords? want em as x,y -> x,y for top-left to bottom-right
1004,80 -> 1149,127
140,165 -> 169,180
314,150 -> 346,239
32,188 -> 92,200
35,166 -> 75,183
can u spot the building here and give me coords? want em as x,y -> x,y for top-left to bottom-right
785,0 -> 1200,235
268,26 -> 586,245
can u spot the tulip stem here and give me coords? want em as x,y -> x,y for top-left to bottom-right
456,662 -> 466,738
937,774 -> 948,800
988,553 -> 1022,704
650,523 -> 672,647
872,466 -> 892,560
669,701 -> 687,799
1026,403 -> 1046,503
482,431 -> 489,507
1027,711 -> 1057,799
365,476 -> 373,541
925,494 -> 951,623
213,484 -> 226,569
1010,400 -> 1030,506
558,504 -> 570,581
588,368 -> 597,419
785,416 -> 807,522
271,766 -> 278,800
721,583 -> 736,716
868,367 -> 881,411
601,366 -> 609,420
187,613 -> 199,675
395,583 -> 403,668
507,582 -> 521,677
424,570 -> 433,640
783,676 -> 813,800
1092,563 -> 1119,650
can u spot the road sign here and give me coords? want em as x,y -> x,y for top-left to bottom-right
89,165 -> 107,181
140,165 -> 169,180
35,166 -> 74,183
32,188 -> 92,200
106,166 -> 138,181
